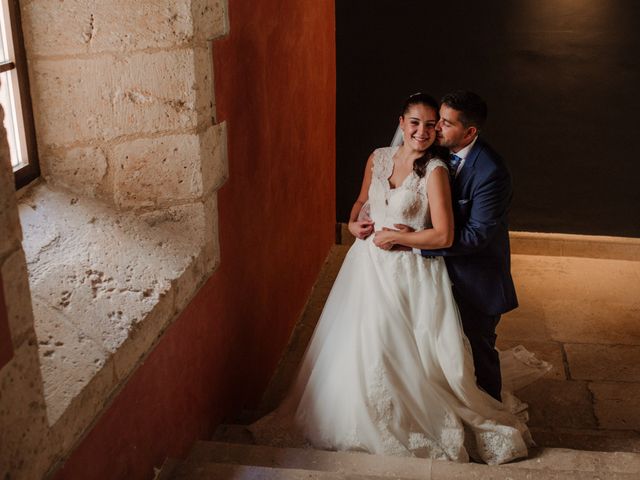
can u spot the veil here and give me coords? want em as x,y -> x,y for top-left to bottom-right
390,125 -> 403,147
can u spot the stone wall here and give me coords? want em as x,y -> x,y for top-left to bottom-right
0,273 -> 13,369
0,88 -> 50,478
23,0 -> 228,207
0,1 -> 230,479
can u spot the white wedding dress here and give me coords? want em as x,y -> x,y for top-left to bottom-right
251,147 -> 548,465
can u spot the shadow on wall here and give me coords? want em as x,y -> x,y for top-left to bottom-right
336,0 -> 640,238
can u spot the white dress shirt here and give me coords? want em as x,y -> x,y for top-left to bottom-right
449,135 -> 478,178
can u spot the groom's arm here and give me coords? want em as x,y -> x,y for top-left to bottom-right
422,167 -> 512,257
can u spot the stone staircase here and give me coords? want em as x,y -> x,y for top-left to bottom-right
162,438 -> 640,479
159,235 -> 640,478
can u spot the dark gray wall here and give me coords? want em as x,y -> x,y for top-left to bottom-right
336,0 -> 640,237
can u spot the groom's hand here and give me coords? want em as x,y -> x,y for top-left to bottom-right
392,224 -> 415,233
373,229 -> 395,250
385,224 -> 413,251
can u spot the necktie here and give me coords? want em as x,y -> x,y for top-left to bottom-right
448,154 -> 462,178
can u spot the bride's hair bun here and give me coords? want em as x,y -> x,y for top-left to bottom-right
401,92 -> 439,116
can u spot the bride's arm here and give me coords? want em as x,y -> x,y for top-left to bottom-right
348,153 -> 375,239
374,166 -> 453,249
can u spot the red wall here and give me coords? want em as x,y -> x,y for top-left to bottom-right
52,1 -> 336,478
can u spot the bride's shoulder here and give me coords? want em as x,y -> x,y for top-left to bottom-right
426,157 -> 448,172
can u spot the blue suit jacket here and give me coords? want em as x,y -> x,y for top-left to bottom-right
423,138 -> 518,316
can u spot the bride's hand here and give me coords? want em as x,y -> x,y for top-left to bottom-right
373,229 -> 396,250
348,220 -> 374,240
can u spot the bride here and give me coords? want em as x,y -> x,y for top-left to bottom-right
251,93 -> 546,465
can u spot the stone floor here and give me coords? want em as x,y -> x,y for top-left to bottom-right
497,253 -> 640,452
258,240 -> 640,454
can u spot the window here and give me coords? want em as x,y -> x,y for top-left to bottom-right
0,0 -> 38,189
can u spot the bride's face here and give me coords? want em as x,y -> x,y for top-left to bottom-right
399,104 -> 438,153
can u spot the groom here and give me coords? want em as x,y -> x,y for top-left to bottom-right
399,91 -> 517,402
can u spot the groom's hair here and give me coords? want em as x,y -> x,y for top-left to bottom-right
441,91 -> 487,130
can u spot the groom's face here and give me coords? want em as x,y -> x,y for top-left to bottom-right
436,105 -> 475,151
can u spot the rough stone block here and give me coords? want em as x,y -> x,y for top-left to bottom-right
497,302 -> 553,343
41,146 -> 110,199
192,0 -> 229,41
47,355 -> 118,457
111,287 -> 175,382
31,299 -> 110,425
529,427 -> 640,454
580,259 -> 640,305
22,1 -> 194,56
431,461 -> 632,480
201,121 -> 229,196
507,255 -> 640,346
18,197 -> 61,264
31,50 -> 199,147
1,248 -> 36,348
516,379 -> 597,430
562,236 -> 640,261
172,250 -> 205,314
158,201 -> 208,311
30,249 -> 174,354
590,382 -> 640,430
193,45 -> 215,125
510,232 -> 640,261
566,343 -> 640,382
0,339 -> 49,479
13,174 -> 217,477
0,129 -> 22,258
112,133 -> 204,208
509,232 -> 565,257
32,262 -> 136,351
21,185 -> 201,354
14,181 -> 221,470
546,297 -> 640,346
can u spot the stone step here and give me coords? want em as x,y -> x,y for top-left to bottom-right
172,462 -> 419,480
173,461 -> 636,480
172,462 -> 640,480
213,423 -> 255,444
171,457 -> 640,480
530,427 -> 640,453
179,441 -> 640,479
213,422 -> 640,456
153,457 -> 180,480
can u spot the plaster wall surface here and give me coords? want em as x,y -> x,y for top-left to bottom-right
48,0 -> 337,479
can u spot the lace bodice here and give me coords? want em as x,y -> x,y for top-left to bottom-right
368,147 -> 448,231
